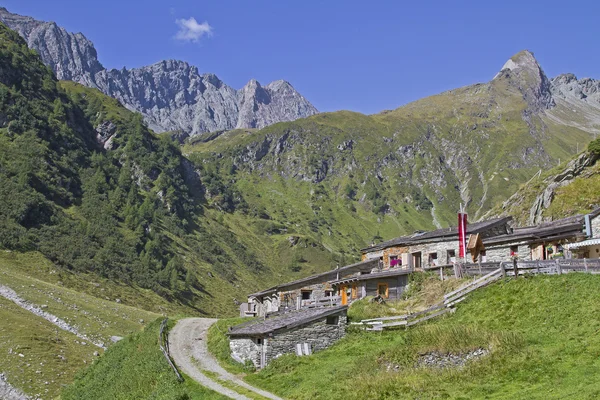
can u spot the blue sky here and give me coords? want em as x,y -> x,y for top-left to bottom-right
4,0 -> 600,114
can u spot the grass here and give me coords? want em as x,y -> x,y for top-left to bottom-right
62,318 -> 229,400
0,295 -> 98,399
347,272 -> 468,321
209,274 -> 600,399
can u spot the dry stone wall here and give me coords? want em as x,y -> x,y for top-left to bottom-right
265,314 -> 347,364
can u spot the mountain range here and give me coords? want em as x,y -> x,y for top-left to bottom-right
0,7 -> 318,137
1,9 -> 600,398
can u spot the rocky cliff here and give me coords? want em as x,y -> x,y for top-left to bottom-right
0,7 -> 318,136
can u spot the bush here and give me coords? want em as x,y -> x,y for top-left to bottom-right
588,138 -> 600,156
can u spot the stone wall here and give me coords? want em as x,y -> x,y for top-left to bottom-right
408,240 -> 457,267
229,337 -> 261,367
265,313 -> 347,365
382,246 -> 409,268
592,214 -> 600,238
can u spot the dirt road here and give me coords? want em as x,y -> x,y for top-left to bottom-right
169,318 -> 283,400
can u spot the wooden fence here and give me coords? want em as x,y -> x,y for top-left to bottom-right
361,259 -> 600,331
159,318 -> 184,382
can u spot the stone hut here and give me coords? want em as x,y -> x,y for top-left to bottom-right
246,260 -> 377,316
361,217 -> 513,268
228,306 -> 347,369
482,214 -> 590,261
331,268 -> 411,304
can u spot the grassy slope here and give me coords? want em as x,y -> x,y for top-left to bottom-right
488,150 -> 600,225
62,318 -> 228,400
0,251 -> 177,398
210,274 -> 600,399
184,73 -> 593,274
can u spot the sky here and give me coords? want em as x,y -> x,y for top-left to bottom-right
4,0 -> 600,114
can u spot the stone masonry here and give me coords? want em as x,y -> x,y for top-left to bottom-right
265,314 -> 347,364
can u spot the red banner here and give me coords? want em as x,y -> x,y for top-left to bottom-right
458,212 -> 468,258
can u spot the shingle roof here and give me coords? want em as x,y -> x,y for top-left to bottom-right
228,306 -> 347,337
330,268 -> 412,285
361,216 -> 512,252
483,215 -> 587,246
248,259 -> 378,298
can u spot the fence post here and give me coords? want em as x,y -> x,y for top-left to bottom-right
439,267 -> 444,281
555,260 -> 562,275
500,262 -> 506,278
513,258 -> 518,278
584,258 -> 588,273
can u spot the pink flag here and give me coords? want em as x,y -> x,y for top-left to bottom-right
458,212 -> 468,258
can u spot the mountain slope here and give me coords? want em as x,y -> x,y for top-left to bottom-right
185,50 -> 595,255
0,7 -> 318,136
0,21 -> 344,319
487,140 -> 600,225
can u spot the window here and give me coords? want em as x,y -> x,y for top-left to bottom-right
326,316 -> 339,325
301,291 -> 312,300
389,255 -> 400,268
377,283 -> 389,298
428,252 -> 438,266
510,246 -> 518,257
447,249 -> 456,263
324,290 -> 333,297
256,338 -> 263,345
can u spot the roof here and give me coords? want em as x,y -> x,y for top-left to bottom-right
483,215 -> 587,246
228,306 -> 348,337
361,216 -> 512,252
330,268 -> 412,285
564,238 -> 600,250
248,259 -> 378,299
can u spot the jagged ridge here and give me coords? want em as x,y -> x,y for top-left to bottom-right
0,7 -> 318,136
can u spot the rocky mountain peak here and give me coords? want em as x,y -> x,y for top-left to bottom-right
0,7 -> 104,86
0,7 -> 318,136
497,50 -> 541,75
235,78 -> 318,129
494,50 -> 555,112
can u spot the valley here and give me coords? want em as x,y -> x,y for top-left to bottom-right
0,4 -> 599,398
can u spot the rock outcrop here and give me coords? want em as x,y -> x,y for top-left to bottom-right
551,73 -> 600,106
0,7 -> 318,136
527,152 -> 599,224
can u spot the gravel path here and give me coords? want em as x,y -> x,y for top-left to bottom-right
0,284 -> 105,349
169,318 -> 283,400
0,373 -> 29,400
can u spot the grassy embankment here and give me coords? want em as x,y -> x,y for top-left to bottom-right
0,251 -> 170,398
62,318 -> 228,400
209,273 -> 600,399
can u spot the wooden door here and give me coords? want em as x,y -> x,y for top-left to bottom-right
340,285 -> 347,305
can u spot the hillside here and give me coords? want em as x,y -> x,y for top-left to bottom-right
210,273 -> 600,399
183,50 -> 595,261
487,139 -> 600,225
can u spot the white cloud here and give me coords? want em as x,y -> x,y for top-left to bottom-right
174,17 -> 213,43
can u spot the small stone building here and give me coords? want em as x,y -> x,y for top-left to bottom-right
246,260 -> 377,316
361,217 -> 513,268
331,269 -> 410,304
228,306 -> 348,369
